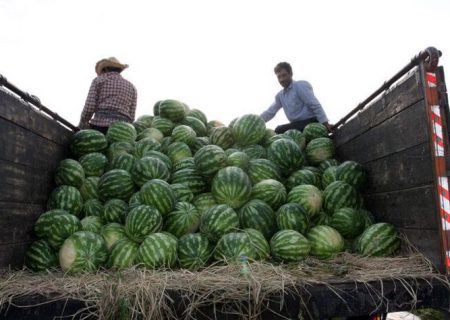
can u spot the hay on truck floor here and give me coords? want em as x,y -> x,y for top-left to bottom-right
1,250 -> 449,320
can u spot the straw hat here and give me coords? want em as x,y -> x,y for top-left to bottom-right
95,57 -> 129,75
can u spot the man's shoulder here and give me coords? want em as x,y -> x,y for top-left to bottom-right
293,80 -> 312,88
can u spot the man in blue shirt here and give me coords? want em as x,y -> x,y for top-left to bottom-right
260,62 -> 333,134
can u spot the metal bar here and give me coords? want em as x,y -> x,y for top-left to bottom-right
334,47 -> 442,129
0,73 -> 77,131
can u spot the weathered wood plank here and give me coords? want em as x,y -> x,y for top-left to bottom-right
361,142 -> 434,193
0,202 -> 44,245
0,89 -> 73,145
334,69 -> 423,147
336,100 -> 429,164
0,242 -> 31,269
0,159 -> 55,203
363,184 -> 438,230
0,117 -> 70,170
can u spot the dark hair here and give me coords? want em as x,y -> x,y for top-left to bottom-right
102,67 -> 123,73
274,62 -> 292,74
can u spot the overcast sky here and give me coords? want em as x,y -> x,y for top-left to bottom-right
1,0 -> 449,130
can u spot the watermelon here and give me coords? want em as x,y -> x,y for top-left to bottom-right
206,120 -> 225,135
136,114 -> 154,127
209,126 -> 234,150
153,101 -> 161,116
200,204 -> 240,242
356,223 -> 400,257
359,209 -> 375,228
247,159 -> 282,184
311,211 -> 331,227
34,209 -> 68,238
164,202 -> 201,238
267,138 -> 304,174
232,114 -> 266,146
141,150 -> 173,172
133,121 -> 150,136
172,157 -> 196,171
25,239 -> 58,271
251,179 -> 287,210
238,199 -> 277,239
158,99 -> 186,122
107,238 -> 139,269
170,168 -> 207,194
70,129 -> 107,157
98,169 -> 136,201
188,108 -> 208,125
106,121 -> 137,144
182,116 -> 207,137
226,151 -> 250,170
136,127 -> 164,142
54,159 -> 85,188
191,136 -> 210,153
82,199 -> 104,217
59,231 -> 108,273
194,145 -> 227,176
286,169 -> 321,191
177,233 -> 212,270
307,225 -> 344,259
47,185 -> 83,216
335,161 -> 366,190
128,191 -> 142,210
214,232 -> 257,261
79,177 -> 100,201
171,183 -> 195,203
303,122 -> 329,142
140,179 -> 176,217
134,137 -> 161,158
109,153 -> 136,172
106,141 -> 135,160
321,166 -> 338,189
241,144 -> 267,160
270,230 -> 311,262
305,137 -> 335,165
102,198 -> 129,224
79,152 -> 108,177
101,223 -> 126,250
151,117 -> 175,137
131,156 -> 170,186
329,207 -> 365,239
136,232 -> 178,268
283,129 -> 306,150
323,181 -> 361,214
193,193 -> 217,215
80,216 -> 103,233
211,166 -> 252,209
276,203 -> 310,235
171,125 -> 197,146
125,205 -> 163,243
287,185 -> 323,218
318,159 -> 340,172
243,228 -> 271,260
166,142 -> 192,165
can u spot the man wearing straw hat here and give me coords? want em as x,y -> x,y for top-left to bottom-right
78,57 -> 137,133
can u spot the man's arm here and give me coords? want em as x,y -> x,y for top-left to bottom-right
260,96 -> 282,122
130,87 -> 137,121
79,79 -> 98,128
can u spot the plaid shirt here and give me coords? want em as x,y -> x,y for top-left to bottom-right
79,72 -> 137,128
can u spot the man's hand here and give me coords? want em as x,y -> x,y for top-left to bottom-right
323,122 -> 335,133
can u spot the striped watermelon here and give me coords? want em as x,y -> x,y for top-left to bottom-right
270,230 -> 311,262
172,157 -> 196,171
177,233 -> 212,270
153,101 -> 161,116
140,179 -> 176,217
247,159 -> 282,184
136,127 -> 164,142
131,156 -> 170,186
25,239 -> 58,271
200,204 -> 240,242
158,99 -> 187,122
106,141 -> 135,160
323,181 -> 361,214
359,209 -> 375,228
243,228 -> 271,260
286,169 -> 321,191
59,231 -> 108,273
209,126 -> 234,150
287,185 -> 323,218
241,144 -> 267,160
54,159 -> 85,188
311,211 -> 331,227
329,207 -> 365,239
34,209 -> 68,238
211,166 -> 252,209
231,114 -> 266,146
136,114 -> 154,126
251,179 -> 287,210
98,169 -> 136,201
307,225 -> 344,259
109,153 -> 136,172
260,128 -> 276,147
226,151 -> 250,170
70,129 -> 107,157
276,203 -> 310,235
133,120 -> 149,136
356,223 -> 400,257
335,161 -> 366,190
79,177 -> 100,201
214,232 -> 258,261
191,136 -> 210,153
283,129 -> 306,150
107,238 -> 139,269
164,202 -> 201,238
136,232 -> 178,268
125,205 -> 163,243
80,216 -> 103,233
134,137 -> 161,158
102,198 -> 129,224
166,142 -> 193,165
128,191 -> 142,210
193,193 -> 217,215
206,120 -> 225,135
151,116 -> 175,137
321,166 -> 338,189
188,108 -> 208,125
238,199 -> 277,239
141,150 -> 173,172
194,145 -> 227,176
82,199 -> 104,217
171,183 -> 195,203
172,125 -> 197,146
182,116 -> 207,137
101,223 -> 126,250
303,123 -> 329,142
170,168 -> 207,194
47,185 -> 83,216
267,138 -> 304,174
106,121 -> 137,144
79,152 -> 108,177
305,137 -> 336,165
318,159 -> 340,172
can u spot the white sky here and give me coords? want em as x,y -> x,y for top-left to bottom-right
1,0 -> 450,130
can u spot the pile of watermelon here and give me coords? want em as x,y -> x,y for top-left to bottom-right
25,99 -> 401,273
